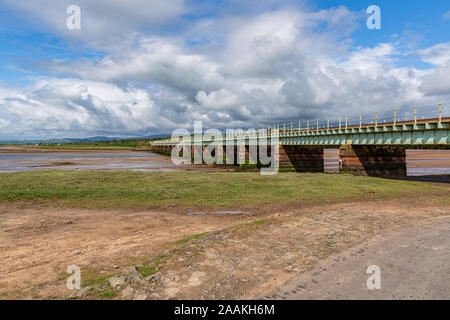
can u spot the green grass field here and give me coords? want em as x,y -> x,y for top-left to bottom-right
26,144 -> 136,151
4,138 -> 162,151
0,171 -> 445,209
28,141 -> 147,150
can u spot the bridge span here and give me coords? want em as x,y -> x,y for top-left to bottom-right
151,104 -> 450,176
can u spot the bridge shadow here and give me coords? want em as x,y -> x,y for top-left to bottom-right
386,174 -> 450,184
339,145 -> 450,184
369,174 -> 450,185
282,146 -> 324,172
342,145 -> 407,177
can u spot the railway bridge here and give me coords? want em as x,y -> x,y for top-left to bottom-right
151,104 -> 450,176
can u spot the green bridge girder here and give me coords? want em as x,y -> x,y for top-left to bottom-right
152,121 -> 450,147
276,122 -> 450,146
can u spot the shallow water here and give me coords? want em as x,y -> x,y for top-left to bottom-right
0,150 -> 177,172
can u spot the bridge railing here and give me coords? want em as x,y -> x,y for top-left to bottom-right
260,103 -> 449,135
153,103 -> 449,144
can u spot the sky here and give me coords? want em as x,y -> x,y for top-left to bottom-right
0,0 -> 449,139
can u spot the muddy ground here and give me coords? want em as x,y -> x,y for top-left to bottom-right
0,147 -> 236,173
0,196 -> 449,300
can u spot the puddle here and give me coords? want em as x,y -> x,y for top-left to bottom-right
187,211 -> 251,216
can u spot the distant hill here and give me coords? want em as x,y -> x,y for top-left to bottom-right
0,134 -> 169,145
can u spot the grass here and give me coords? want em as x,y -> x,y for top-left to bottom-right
247,219 -> 267,226
30,145 -> 135,151
19,138 -> 165,151
136,254 -> 172,278
80,270 -> 115,288
97,290 -> 118,299
0,170 -> 446,209
174,232 -> 210,246
137,265 -> 162,277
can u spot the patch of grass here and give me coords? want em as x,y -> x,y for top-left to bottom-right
174,232 -> 210,246
97,290 -> 118,299
80,270 -> 114,288
232,219 -> 270,232
150,254 -> 171,265
24,139 -> 159,151
136,254 -> 171,278
137,265 -> 162,277
0,171 -> 447,209
57,272 -> 68,281
247,219 -> 267,226
28,145 -> 135,151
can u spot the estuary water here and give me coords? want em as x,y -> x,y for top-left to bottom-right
0,149 -> 177,172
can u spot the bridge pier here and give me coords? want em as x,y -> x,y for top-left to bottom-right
279,146 -> 324,172
151,112 -> 450,175
339,145 -> 406,176
151,142 -> 449,177
152,145 -> 173,156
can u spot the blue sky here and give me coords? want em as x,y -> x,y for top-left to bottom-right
2,0 -> 449,78
0,0 -> 449,139
0,5 -> 102,84
314,0 -> 450,67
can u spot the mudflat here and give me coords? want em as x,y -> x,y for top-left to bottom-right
0,149 -> 177,172
1,196 -> 448,300
1,166 -> 448,299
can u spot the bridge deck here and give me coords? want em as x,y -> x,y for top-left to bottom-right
152,117 -> 450,146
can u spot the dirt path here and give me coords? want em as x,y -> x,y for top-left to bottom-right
0,197 -> 448,300
268,216 -> 450,300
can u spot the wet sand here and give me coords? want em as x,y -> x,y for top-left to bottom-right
0,149 -> 177,172
0,148 -> 232,173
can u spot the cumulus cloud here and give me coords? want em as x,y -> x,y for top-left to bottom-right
1,2 -> 450,139
418,43 -> 450,66
49,38 -> 225,96
0,78 -> 166,139
420,64 -> 450,97
2,0 -> 187,50
196,89 -> 239,109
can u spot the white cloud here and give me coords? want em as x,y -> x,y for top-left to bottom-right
196,89 -> 239,109
0,78 -> 170,139
3,0 -> 187,50
1,4 -> 450,138
339,43 -> 397,75
418,42 -> 450,66
49,38 -> 225,95
420,64 -> 450,96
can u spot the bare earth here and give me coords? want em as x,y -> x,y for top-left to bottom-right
269,216 -> 450,300
0,206 -> 257,299
0,197 -> 449,300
